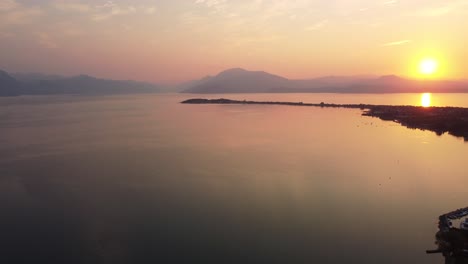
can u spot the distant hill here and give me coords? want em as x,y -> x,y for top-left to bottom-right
3,68 -> 468,96
0,70 -> 21,96
182,68 -> 291,93
169,75 -> 213,92
20,75 -> 160,95
182,68 -> 468,94
11,72 -> 65,82
0,70 -> 161,96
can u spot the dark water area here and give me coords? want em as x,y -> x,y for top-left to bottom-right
0,94 -> 467,264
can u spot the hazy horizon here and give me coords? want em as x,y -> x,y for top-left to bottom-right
4,67 -> 468,86
1,0 -> 468,83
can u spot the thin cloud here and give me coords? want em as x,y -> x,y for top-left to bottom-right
194,0 -> 227,14
305,20 -> 328,31
195,0 -> 226,8
0,7 -> 42,25
417,6 -> 451,16
92,3 -> 137,21
382,39 -> 412,46
0,0 -> 42,26
0,0 -> 18,11
382,0 -> 398,5
96,1 -> 115,9
53,2 -> 91,13
146,6 -> 156,15
415,1 -> 468,17
51,1 -> 155,21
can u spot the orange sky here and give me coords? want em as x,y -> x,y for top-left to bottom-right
0,0 -> 467,83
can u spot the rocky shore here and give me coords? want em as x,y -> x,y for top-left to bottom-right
181,98 -> 468,141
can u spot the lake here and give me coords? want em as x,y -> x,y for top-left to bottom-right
0,93 -> 467,264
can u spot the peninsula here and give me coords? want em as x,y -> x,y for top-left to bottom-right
181,98 -> 468,142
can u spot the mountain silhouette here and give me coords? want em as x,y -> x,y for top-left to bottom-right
171,75 -> 213,92
12,72 -> 65,82
0,70 -> 161,96
182,69 -> 468,93
0,70 -> 21,96
20,74 -> 161,95
2,68 -> 468,96
182,68 -> 290,93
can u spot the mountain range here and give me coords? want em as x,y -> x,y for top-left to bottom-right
183,68 -> 468,94
1,68 -> 468,96
0,70 -> 160,96
0,70 -> 21,96
182,68 -> 291,93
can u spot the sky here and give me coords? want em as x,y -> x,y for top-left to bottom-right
0,0 -> 467,83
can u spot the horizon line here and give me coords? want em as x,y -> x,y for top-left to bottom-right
3,67 -> 467,85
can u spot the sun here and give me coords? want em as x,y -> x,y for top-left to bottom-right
419,58 -> 438,75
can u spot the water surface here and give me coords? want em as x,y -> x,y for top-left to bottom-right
0,93 -> 467,264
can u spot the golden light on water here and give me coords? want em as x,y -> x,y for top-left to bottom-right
421,93 -> 431,107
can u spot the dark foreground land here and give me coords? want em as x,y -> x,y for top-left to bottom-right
182,98 -> 468,141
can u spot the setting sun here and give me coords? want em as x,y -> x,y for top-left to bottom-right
419,59 -> 438,75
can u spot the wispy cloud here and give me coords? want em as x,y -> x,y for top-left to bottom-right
92,2 -> 137,21
0,0 -> 18,11
195,0 -> 226,8
382,39 -> 412,46
96,1 -> 115,9
145,6 -> 157,15
415,1 -> 468,17
50,1 -> 156,21
53,2 -> 91,13
0,7 -> 42,25
253,0 -> 312,24
195,0 -> 227,13
382,0 -> 398,5
305,20 -> 328,31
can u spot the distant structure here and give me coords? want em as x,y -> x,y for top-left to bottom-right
426,207 -> 468,263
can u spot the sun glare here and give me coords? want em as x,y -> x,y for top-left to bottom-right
421,93 -> 431,107
419,58 -> 438,75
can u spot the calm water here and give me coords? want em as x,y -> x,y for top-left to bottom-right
0,93 -> 467,264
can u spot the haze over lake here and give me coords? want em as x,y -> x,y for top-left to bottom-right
2,0 -> 468,262
0,93 -> 467,264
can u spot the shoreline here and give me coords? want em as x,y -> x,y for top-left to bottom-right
181,98 -> 468,142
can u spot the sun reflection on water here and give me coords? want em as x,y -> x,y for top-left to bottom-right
421,93 -> 431,107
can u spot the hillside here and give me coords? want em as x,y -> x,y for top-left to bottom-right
20,75 -> 160,95
0,70 -> 21,96
182,68 -> 291,93
182,69 -> 468,94
0,70 -> 161,96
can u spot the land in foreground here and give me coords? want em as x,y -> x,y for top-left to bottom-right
182,98 -> 468,141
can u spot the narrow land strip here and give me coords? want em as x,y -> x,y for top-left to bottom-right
181,98 -> 468,141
